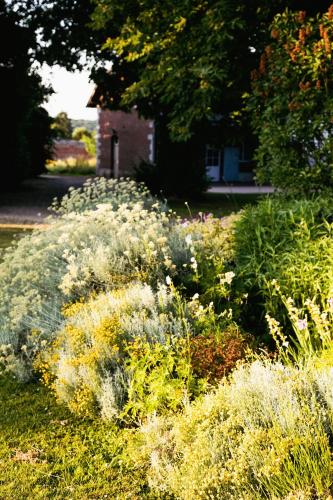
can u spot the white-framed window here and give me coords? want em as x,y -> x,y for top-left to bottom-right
205,146 -> 221,167
205,145 -> 222,182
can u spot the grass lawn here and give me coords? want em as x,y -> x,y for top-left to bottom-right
0,226 -> 34,251
168,192 -> 268,218
46,158 -> 96,176
0,376 -> 149,499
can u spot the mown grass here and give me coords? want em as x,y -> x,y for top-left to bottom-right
46,158 -> 96,176
0,376 -> 150,499
169,192 -> 268,217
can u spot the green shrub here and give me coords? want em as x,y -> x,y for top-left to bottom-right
134,129 -> 210,199
132,360 -> 333,499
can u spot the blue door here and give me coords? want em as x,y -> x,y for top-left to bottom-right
223,147 -> 240,182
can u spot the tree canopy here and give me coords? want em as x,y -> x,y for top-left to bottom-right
72,127 -> 96,156
8,0 -> 332,142
90,0 -> 332,140
5,0 -> 333,190
51,112 -> 73,140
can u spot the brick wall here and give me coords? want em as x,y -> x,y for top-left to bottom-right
97,109 -> 154,177
52,140 -> 90,160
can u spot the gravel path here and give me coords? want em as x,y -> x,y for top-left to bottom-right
0,175 -> 89,225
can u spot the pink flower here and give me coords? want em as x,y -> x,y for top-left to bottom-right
297,318 -> 307,331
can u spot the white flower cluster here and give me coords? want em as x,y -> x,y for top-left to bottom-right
50,177 -> 166,215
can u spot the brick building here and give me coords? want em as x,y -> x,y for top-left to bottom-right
87,88 -> 254,184
87,86 -> 154,177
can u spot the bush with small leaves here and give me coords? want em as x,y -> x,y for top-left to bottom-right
132,360 -> 333,499
0,182 -> 191,381
36,284 -> 204,420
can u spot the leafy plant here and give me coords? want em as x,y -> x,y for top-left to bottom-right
190,324 -> 253,382
267,288 -> 333,364
133,360 -> 333,499
72,126 -> 96,156
37,284 -> 203,421
234,196 -> 333,335
248,6 -> 333,193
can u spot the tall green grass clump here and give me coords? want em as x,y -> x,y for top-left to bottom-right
132,359 -> 333,499
234,196 -> 333,335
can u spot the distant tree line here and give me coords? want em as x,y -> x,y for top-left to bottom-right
52,112 -> 96,156
71,119 -> 97,134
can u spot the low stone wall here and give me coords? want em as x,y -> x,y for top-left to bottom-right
52,140 -> 90,160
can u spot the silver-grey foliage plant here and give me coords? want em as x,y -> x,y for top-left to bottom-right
0,179 -> 189,380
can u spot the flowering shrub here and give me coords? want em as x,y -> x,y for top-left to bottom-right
132,360 -> 333,498
50,177 -> 165,215
36,284 -> 203,420
267,287 -> 333,364
248,5 -> 333,193
0,184 -> 190,380
179,214 -> 239,302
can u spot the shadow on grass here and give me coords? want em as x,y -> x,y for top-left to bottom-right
168,192 -> 269,218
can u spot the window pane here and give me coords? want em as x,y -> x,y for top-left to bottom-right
205,146 -> 221,167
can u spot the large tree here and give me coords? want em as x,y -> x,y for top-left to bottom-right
90,0 -> 332,141
1,1 -> 53,185
89,1 -> 333,196
51,112 -> 73,139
